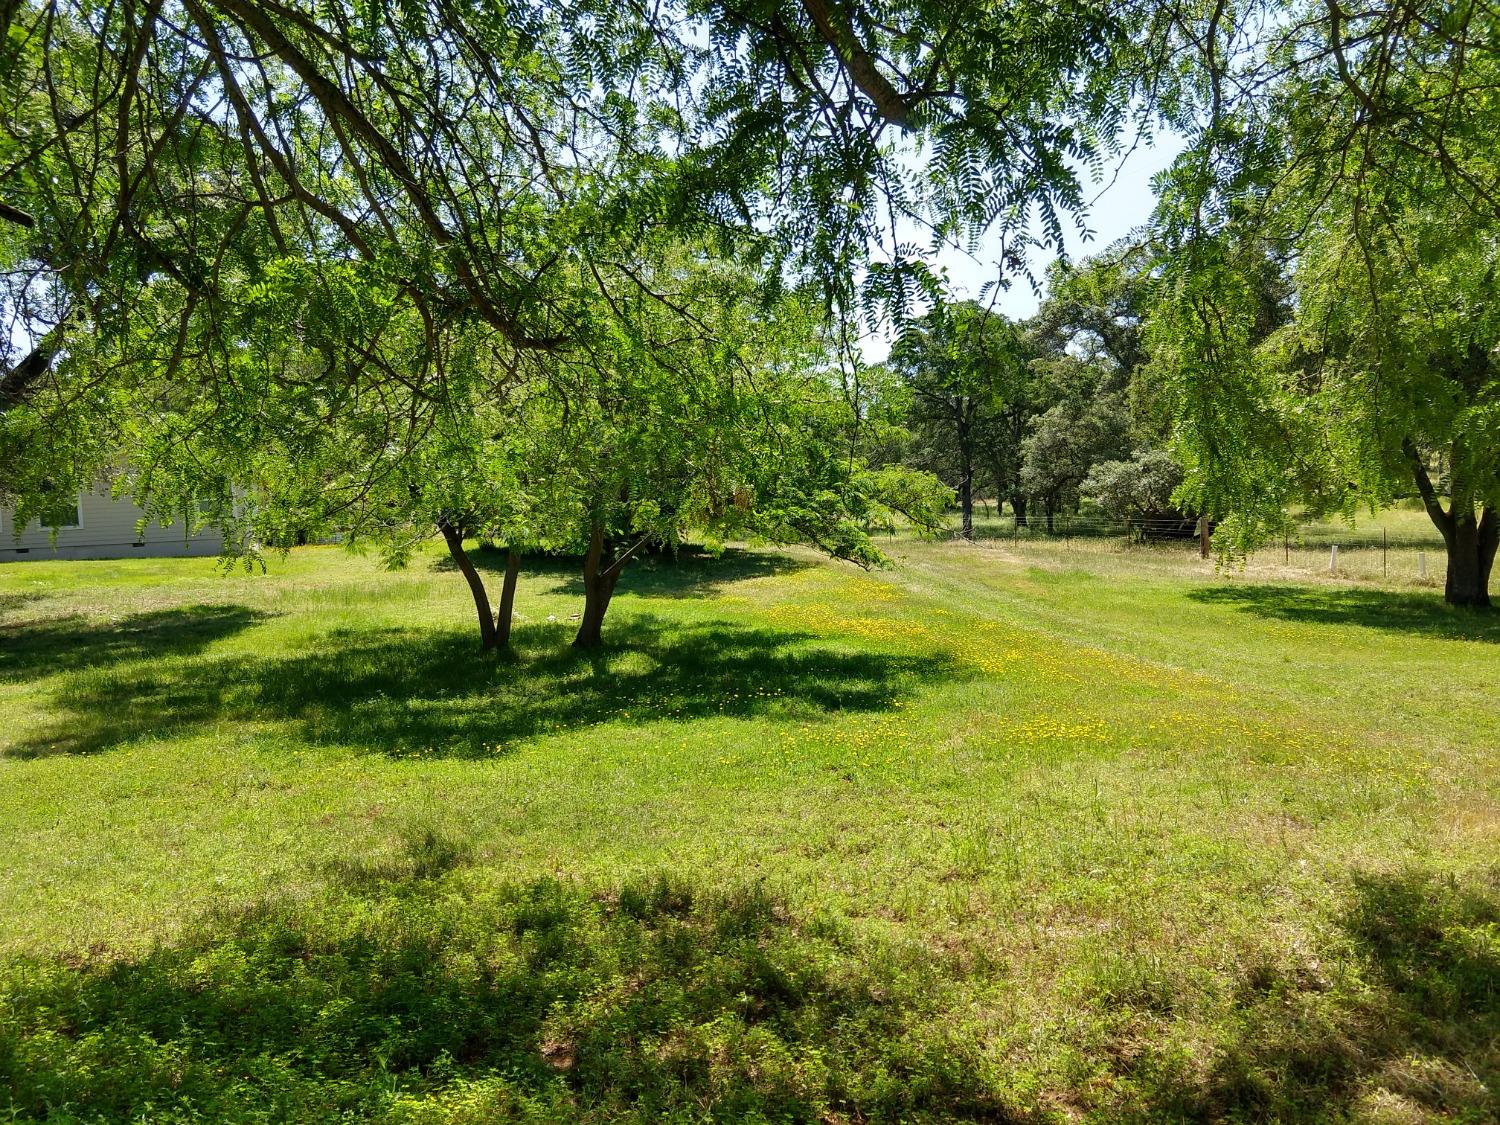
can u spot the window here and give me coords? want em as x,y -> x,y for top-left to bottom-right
38,499 -> 81,528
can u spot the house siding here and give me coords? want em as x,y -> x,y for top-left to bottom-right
1,488 -> 224,561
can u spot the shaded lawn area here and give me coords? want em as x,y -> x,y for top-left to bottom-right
5,865 -> 1496,1124
5,612 -> 955,759
1187,583 -> 1500,642
1,542 -> 1498,1122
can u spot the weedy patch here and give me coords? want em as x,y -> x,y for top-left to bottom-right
0,877 -> 1019,1123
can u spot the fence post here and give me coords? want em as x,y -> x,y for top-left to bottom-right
1419,550 -> 1427,579
1329,544 -> 1339,574
1382,528 -> 1387,577
1199,516 -> 1210,560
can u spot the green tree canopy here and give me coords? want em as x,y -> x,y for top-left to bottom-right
887,300 -> 1030,538
1148,0 -> 1500,604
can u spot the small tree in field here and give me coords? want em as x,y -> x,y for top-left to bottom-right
888,302 -> 1030,538
89,241 -> 944,651
1017,355 -> 1130,533
517,254 -> 947,648
1082,448 -> 1185,532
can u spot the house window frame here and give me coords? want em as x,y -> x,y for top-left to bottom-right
37,495 -> 83,530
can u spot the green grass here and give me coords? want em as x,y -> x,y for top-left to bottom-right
2,540 -> 1498,1122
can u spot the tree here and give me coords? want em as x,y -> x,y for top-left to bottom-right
523,252 -> 943,648
1280,200 -> 1499,605
888,302 -> 1030,538
1018,357 -> 1131,533
1033,248 -> 1154,387
1,0 -> 1155,527
1082,448 -> 1185,533
77,232 -> 940,651
1148,0 -> 1500,605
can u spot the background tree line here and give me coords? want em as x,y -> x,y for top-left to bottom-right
867,253 -> 1194,542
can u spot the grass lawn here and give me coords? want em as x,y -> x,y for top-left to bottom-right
1,538 -> 1497,1122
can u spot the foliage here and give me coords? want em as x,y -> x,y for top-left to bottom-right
0,0 -> 1156,524
1082,447 -> 1184,524
1147,0 -> 1500,603
886,301 -> 1031,536
76,235 -> 925,644
1033,247 -> 1154,388
1018,357 -> 1131,523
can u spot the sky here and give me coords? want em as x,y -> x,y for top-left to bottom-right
860,129 -> 1185,361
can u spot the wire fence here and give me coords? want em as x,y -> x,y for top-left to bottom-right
945,511 -> 1451,586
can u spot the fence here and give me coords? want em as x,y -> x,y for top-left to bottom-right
947,510 -> 1450,586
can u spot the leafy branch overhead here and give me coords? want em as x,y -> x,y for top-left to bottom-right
1148,0 -> 1500,605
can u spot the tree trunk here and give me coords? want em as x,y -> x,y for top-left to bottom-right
1045,500 -> 1055,536
572,521 -> 653,648
574,571 -> 618,649
496,549 -> 521,647
1445,506 -> 1497,608
1405,440 -> 1496,608
958,419 -> 974,539
438,518 -> 499,650
573,521 -> 618,649
1010,495 -> 1028,528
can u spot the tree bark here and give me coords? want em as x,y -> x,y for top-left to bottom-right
798,0 -> 914,127
959,462 -> 974,540
0,331 -> 61,409
1010,495 -> 1028,528
956,415 -> 974,539
1445,506 -> 1496,607
438,518 -> 499,649
572,520 -> 653,648
573,522 -> 618,649
1045,500 -> 1055,536
496,548 -> 521,648
1482,506 -> 1499,602
1404,439 -> 1495,607
573,569 -> 618,649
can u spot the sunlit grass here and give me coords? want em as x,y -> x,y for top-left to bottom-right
2,539 -> 1497,1121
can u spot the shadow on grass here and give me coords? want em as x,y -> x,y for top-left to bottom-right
4,864 -> 1496,1122
1187,584 -> 1500,642
0,604 -> 266,684
1113,868 -> 1500,1121
433,544 -> 817,601
0,870 -> 1006,1123
7,611 -> 958,759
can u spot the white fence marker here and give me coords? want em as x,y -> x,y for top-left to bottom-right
1418,551 -> 1427,579
1329,544 -> 1338,574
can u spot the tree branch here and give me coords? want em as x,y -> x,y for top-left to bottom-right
1402,437 -> 1451,536
0,201 -> 35,228
799,0 -> 912,127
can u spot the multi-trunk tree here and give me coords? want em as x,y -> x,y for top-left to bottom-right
75,232 -> 943,651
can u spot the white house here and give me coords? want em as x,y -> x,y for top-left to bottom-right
1,487 -> 223,561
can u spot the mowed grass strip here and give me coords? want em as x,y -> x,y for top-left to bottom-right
1,542 -> 1497,1122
